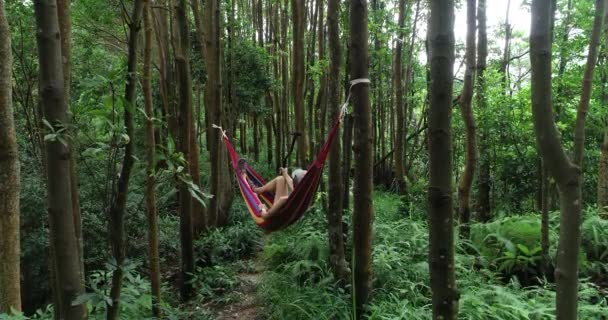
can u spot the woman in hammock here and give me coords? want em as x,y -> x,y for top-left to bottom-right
254,167 -> 307,219
237,159 -> 307,220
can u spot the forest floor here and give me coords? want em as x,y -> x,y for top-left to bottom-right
214,258 -> 264,320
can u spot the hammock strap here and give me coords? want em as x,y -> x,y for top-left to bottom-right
340,78 -> 371,122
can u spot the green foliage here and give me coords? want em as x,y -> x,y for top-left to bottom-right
470,214 -> 557,279
226,40 -> 272,115
259,192 -> 608,319
581,210 -> 608,263
195,216 -> 263,265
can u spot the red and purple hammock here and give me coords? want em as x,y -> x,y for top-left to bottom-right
215,79 -> 368,232
216,115 -> 340,232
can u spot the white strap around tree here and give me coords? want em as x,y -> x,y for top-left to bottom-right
211,124 -> 228,139
340,78 -> 371,122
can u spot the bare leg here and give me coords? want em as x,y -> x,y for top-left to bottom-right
254,176 -> 282,194
262,177 -> 289,219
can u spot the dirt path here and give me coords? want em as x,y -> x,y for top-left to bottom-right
215,262 -> 263,320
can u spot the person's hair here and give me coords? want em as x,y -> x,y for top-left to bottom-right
237,158 -> 247,174
291,168 -> 307,186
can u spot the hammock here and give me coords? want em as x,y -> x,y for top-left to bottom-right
215,79 -> 369,232
215,114 -> 338,232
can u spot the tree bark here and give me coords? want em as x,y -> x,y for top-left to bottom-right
106,1 -> 143,318
292,0 -> 308,166
174,0 -> 195,301
458,0 -> 477,239
349,0 -> 374,317
427,0 -> 458,318
143,0 -> 162,316
500,0 -> 511,89
530,0 -> 606,318
392,0 -> 406,194
0,0 -> 21,312
185,1 -> 206,236
56,0 -> 86,296
476,0 -> 490,222
33,0 -> 86,318
205,0 -> 221,227
327,0 -> 349,286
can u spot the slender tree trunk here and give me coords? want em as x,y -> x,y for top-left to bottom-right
174,0 -> 195,301
205,0 -> 221,227
530,0 -> 606,318
56,0 -> 86,295
0,0 -> 21,312
500,0 -> 512,89
541,160 -> 550,271
458,0 -> 477,239
350,0 -> 374,317
392,0 -> 406,194
34,0 -> 86,318
292,0 -> 308,166
187,0 -> 206,235
476,0 -> 490,222
143,0 -> 161,316
327,0 -> 349,285
106,1 -> 144,318
428,0 -> 458,318
342,5 -> 352,213
599,11 -> 608,215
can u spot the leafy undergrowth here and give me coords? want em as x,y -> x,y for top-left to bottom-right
258,191 -> 608,319
3,201 -> 263,320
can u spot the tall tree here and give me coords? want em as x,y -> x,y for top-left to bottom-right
33,0 -> 86,317
292,0 -> 308,166
143,0 -> 161,315
427,0 -> 458,318
56,0 -> 85,293
0,0 -> 21,313
530,0 -> 606,318
106,0 -> 144,318
476,0 -> 490,222
457,0 -> 477,239
174,0 -> 195,301
205,0 -> 222,227
600,12 -> 608,214
327,0 -> 349,285
350,0 -> 374,317
392,0 -> 406,193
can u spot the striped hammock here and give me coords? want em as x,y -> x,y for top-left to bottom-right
219,116 -> 342,232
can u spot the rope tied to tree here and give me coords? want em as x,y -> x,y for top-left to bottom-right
340,78 -> 371,122
211,124 -> 228,139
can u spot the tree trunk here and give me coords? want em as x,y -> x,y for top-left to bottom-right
392,0 -> 406,194
500,0 -> 512,89
143,0 -> 162,316
0,0 -> 21,312
327,0 -> 349,286
541,160 -> 550,272
174,0 -> 195,301
56,0 -> 86,295
292,0 -> 308,166
530,0 -> 606,318
458,0 -> 477,239
598,10 -> 608,216
33,0 -> 86,318
205,0 -> 222,227
427,0 -> 458,318
349,0 -> 374,317
476,0 -> 490,222
106,1 -> 143,318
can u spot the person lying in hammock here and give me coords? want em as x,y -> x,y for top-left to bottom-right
252,167 -> 307,220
